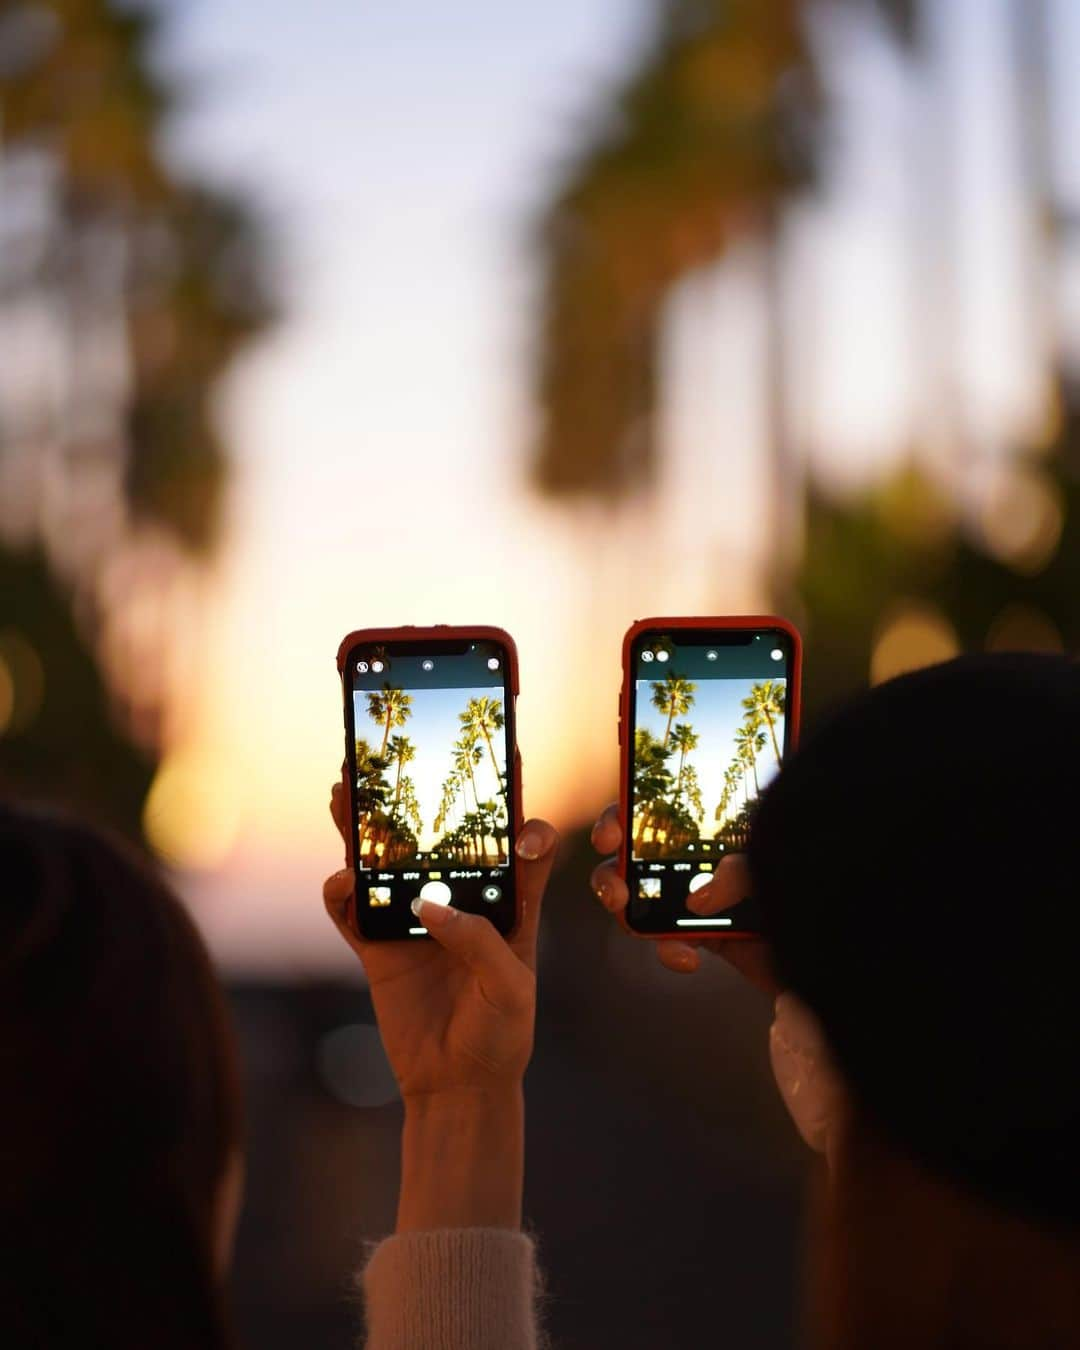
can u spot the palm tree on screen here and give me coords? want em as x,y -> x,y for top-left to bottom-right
651,673 -> 696,748
735,724 -> 766,797
682,763 -> 704,823
461,697 -> 506,802
633,727 -> 675,850
436,770 -> 463,835
460,811 -> 485,864
387,735 -> 416,814
475,801 -> 506,864
669,722 -> 699,803
715,764 -> 740,825
448,772 -> 465,827
368,685 -> 413,760
354,736 -> 391,858
399,777 -> 422,836
743,681 -> 785,768
453,738 -> 485,812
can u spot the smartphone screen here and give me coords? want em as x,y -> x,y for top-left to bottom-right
343,635 -> 517,940
624,625 -> 795,934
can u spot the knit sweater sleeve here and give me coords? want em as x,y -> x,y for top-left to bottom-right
361,1228 -> 541,1350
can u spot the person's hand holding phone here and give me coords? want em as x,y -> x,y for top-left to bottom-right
324,780 -> 559,1231
590,803 -> 777,994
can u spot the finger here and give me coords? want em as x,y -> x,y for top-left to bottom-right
330,779 -> 348,842
322,868 -> 364,956
686,853 -> 751,915
512,818 -> 560,963
590,803 -> 622,856
412,900 -> 533,1015
657,941 -> 700,974
589,859 -> 629,914
323,866 -> 354,920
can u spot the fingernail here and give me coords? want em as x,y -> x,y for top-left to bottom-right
410,898 -> 454,926
686,881 -> 714,913
516,832 -> 542,860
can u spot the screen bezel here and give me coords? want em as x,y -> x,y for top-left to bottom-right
620,616 -> 801,938
340,628 -> 519,941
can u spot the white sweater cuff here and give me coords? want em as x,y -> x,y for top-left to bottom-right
362,1228 -> 540,1350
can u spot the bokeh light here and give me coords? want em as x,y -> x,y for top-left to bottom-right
316,1024 -> 399,1108
870,602 -> 960,686
0,629 -> 45,736
985,605 -> 1064,654
142,747 -> 241,871
0,656 -> 13,736
979,466 -> 1064,575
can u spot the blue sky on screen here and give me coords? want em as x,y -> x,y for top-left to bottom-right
634,677 -> 786,838
354,685 -> 506,849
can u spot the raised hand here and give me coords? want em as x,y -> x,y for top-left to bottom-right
324,780 -> 558,1100
589,802 -> 777,994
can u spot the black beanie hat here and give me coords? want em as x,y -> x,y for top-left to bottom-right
748,652 -> 1080,1231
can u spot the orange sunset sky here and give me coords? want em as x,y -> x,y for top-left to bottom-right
141,0 -> 1058,972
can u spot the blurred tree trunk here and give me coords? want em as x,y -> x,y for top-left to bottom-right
761,206 -> 798,599
0,0 -> 275,841
1010,0 -> 1062,375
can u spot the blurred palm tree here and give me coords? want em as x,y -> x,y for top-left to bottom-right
0,0 -> 276,840
531,0 -> 1079,720
532,0 -> 917,500
791,0 -> 1080,712
533,0 -> 815,501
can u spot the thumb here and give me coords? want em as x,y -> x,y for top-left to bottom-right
510,817 -> 560,965
411,900 -> 533,1016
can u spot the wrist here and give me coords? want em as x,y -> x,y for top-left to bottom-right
398,1083 -> 525,1232
402,1081 -> 524,1115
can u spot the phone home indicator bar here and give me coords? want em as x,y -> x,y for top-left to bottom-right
676,917 -> 733,927
408,927 -> 427,936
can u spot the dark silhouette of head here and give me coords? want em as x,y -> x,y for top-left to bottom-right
0,802 -> 241,1348
749,652 -> 1080,1347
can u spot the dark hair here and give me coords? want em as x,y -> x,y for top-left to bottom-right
748,653 -> 1080,1346
0,802 -> 241,1348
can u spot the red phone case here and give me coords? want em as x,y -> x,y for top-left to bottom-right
618,615 -> 803,941
336,625 -> 524,938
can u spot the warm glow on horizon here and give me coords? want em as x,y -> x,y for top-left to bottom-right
144,746 -> 242,871
155,0 -> 1051,971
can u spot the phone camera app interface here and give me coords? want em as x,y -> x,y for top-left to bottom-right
349,641 -> 513,936
628,631 -> 789,932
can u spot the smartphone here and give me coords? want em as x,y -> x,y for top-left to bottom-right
337,626 -> 522,941
619,616 -> 802,938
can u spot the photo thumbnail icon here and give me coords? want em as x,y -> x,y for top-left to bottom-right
638,877 -> 662,901
368,886 -> 392,907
